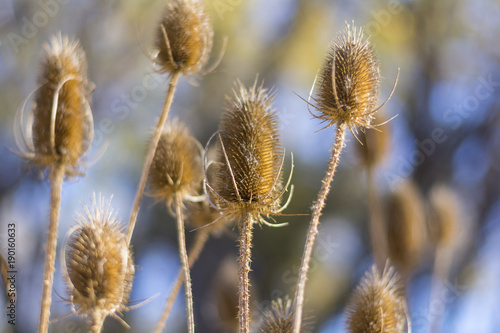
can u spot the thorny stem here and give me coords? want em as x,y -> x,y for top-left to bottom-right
175,195 -> 195,333
90,311 -> 105,333
292,122 -> 346,333
238,213 -> 254,333
126,70 -> 182,244
38,164 -> 65,333
367,166 -> 388,268
154,230 -> 209,333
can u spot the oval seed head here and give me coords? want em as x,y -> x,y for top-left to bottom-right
357,112 -> 390,168
314,23 -> 380,131
427,184 -> 461,250
31,33 -> 93,176
148,120 -> 203,207
211,80 -> 284,218
154,0 -> 213,74
63,195 -> 134,324
385,180 -> 426,278
345,264 -> 407,333
257,296 -> 312,333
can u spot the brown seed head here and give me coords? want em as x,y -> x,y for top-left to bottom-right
154,0 -> 213,74
63,195 -> 134,323
345,264 -> 407,333
258,296 -> 312,333
209,80 -> 285,219
427,184 -> 461,249
148,120 -> 203,207
30,33 -> 93,176
357,112 -> 390,168
313,23 -> 380,131
385,180 -> 426,278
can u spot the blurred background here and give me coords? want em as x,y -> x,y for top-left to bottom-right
1,0 -> 500,332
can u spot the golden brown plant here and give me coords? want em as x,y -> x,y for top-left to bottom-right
257,297 -> 312,333
154,0 -> 213,75
62,195 -> 134,333
293,22 -> 396,333
385,180 -> 426,279
205,79 -> 292,333
345,264 -> 408,333
358,112 -> 391,169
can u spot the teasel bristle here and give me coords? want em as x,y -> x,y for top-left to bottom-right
186,199 -> 232,235
208,79 -> 291,220
17,33 -> 94,177
62,194 -> 134,331
148,119 -> 203,210
310,23 -> 385,133
154,0 -> 213,75
345,264 -> 408,333
385,180 -> 426,279
258,297 -> 312,333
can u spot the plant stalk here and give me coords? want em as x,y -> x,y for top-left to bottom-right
126,70 -> 182,244
90,311 -> 105,333
292,122 -> 346,333
38,164 -> 65,333
238,212 -> 254,333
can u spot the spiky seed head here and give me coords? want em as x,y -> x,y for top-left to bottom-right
345,264 -> 407,333
31,33 -> 93,176
385,180 -> 426,278
257,296 -> 312,333
211,80 -> 284,218
154,0 -> 213,74
357,112 -> 390,168
427,184 -> 460,249
314,23 -> 380,131
148,120 -> 203,207
63,195 -> 134,323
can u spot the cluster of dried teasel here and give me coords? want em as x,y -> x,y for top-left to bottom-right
12,1 -> 467,333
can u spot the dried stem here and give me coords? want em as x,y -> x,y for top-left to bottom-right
154,230 -> 209,333
427,245 -> 453,333
38,164 -> 65,333
238,212 -> 254,333
126,70 -> 182,244
175,195 -> 195,333
293,122 -> 346,333
367,166 -> 388,268
90,311 -> 105,333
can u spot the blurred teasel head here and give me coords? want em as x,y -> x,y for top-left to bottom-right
311,23 -> 385,133
62,194 -> 134,328
345,264 -> 408,333
15,33 -> 94,177
206,79 -> 293,221
154,0 -> 213,75
257,296 -> 312,333
148,120 -> 203,209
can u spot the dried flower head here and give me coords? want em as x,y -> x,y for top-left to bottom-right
148,120 -> 203,208
310,23 -> 382,133
345,264 -> 407,333
385,180 -> 426,278
258,297 -> 312,333
427,184 -> 461,249
16,33 -> 93,177
62,195 -> 134,327
357,112 -> 391,168
206,79 -> 292,221
154,0 -> 213,74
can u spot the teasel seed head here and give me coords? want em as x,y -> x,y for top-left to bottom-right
207,79 -> 291,221
62,194 -> 134,326
257,296 -> 312,333
148,120 -> 203,209
311,23 -> 382,133
18,33 -> 94,177
427,184 -> 461,250
345,264 -> 407,333
357,112 -> 391,168
385,180 -> 426,278
154,0 -> 213,74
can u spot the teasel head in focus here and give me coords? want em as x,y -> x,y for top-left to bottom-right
307,23 -> 398,136
345,264 -> 409,333
62,194 -> 134,330
15,33 -> 94,177
148,119 -> 204,211
257,296 -> 312,333
205,79 -> 293,224
154,0 -> 213,75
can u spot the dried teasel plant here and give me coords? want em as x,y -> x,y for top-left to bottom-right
293,23 -> 398,333
205,79 -> 293,333
345,264 -> 409,333
257,296 -> 312,333
13,33 -> 94,333
62,194 -> 134,333
148,120 -> 204,333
